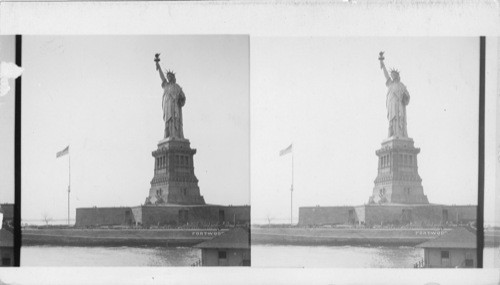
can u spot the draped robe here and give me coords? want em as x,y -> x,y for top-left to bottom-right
162,80 -> 186,139
386,78 -> 410,138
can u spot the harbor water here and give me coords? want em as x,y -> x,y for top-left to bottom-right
21,246 -> 201,266
22,245 -> 499,267
252,245 -> 500,268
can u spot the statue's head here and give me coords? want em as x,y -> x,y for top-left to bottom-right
165,69 -> 176,83
390,68 -> 400,82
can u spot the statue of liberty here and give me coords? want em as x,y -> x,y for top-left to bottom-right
155,53 -> 185,139
379,52 -> 410,138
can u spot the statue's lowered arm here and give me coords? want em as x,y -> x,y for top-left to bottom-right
402,87 -> 410,105
179,89 -> 186,107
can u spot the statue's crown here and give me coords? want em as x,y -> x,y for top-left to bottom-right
165,69 -> 176,77
390,68 -> 400,75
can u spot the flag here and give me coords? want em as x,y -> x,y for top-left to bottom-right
279,144 -> 293,156
56,145 -> 69,158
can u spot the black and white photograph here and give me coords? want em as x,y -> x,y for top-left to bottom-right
250,37 -> 498,268
19,35 -> 250,266
0,1 -> 499,285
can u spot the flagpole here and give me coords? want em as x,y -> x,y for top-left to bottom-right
279,143 -> 294,226
68,152 -> 71,227
291,150 -> 293,226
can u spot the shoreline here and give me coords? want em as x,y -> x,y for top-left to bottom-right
252,234 -> 430,247
22,228 -> 229,248
251,227 -> 500,247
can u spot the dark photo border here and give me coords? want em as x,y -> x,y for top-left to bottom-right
13,34 -> 22,267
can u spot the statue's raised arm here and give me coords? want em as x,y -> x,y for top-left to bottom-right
379,51 -> 391,83
155,53 -> 167,83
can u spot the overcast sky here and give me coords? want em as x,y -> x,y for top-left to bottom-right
21,36 -> 249,221
0,36 -> 15,204
3,35 -> 499,226
251,37 -> 494,224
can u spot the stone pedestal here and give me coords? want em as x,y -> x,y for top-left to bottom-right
146,138 -> 205,205
369,136 -> 429,204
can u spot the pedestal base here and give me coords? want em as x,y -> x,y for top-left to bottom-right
146,138 -> 205,205
369,136 -> 429,204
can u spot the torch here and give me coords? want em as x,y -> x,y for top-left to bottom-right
154,53 -> 161,70
378,51 -> 385,69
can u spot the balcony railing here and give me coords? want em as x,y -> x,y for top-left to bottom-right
190,259 -> 202,267
413,259 -> 425,268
